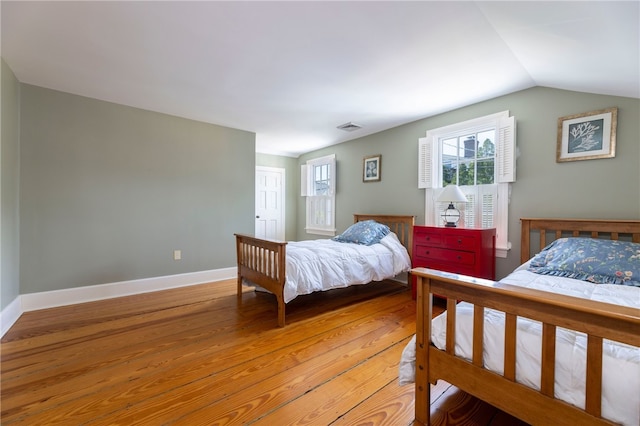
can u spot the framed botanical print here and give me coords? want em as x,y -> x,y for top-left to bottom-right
363,155 -> 381,182
557,107 -> 617,162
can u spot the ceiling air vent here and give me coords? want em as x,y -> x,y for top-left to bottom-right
337,122 -> 362,132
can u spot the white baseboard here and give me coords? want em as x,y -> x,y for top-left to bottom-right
1,296 -> 22,337
389,271 -> 409,285
1,267 -> 236,338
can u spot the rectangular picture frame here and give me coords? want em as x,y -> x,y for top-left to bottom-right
557,107 -> 617,162
363,155 -> 381,182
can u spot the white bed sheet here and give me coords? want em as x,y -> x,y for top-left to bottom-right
398,270 -> 640,426
283,232 -> 411,303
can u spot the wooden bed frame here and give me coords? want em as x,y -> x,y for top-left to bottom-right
412,218 -> 640,425
235,214 -> 415,327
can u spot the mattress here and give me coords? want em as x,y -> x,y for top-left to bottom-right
283,232 -> 411,303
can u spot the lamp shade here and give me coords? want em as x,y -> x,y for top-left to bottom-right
436,185 -> 468,203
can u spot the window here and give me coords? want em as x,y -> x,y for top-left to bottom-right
302,154 -> 336,236
419,111 -> 515,257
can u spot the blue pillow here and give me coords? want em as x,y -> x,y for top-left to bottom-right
332,220 -> 390,246
528,237 -> 640,287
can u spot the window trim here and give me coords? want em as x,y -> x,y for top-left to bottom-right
419,111 -> 515,257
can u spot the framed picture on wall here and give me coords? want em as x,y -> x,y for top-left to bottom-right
363,155 -> 381,182
557,107 -> 617,162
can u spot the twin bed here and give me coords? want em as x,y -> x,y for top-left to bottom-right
403,218 -> 640,425
235,214 -> 415,327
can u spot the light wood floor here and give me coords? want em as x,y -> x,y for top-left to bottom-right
1,279 -> 526,425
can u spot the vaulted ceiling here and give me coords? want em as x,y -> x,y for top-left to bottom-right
3,1 -> 638,157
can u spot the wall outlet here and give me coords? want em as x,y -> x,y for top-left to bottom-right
173,250 -> 182,260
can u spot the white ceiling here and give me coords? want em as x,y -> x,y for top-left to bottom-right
2,1 -> 639,157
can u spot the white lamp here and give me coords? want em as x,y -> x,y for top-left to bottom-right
436,185 -> 467,227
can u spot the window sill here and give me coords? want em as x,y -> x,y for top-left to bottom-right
496,244 -> 511,259
305,228 -> 336,237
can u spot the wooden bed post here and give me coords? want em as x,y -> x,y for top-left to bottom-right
236,235 -> 244,302
520,218 -> 531,264
276,294 -> 285,328
414,271 -> 432,425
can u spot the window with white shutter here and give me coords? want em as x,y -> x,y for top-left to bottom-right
302,154 -> 336,236
419,111 -> 516,257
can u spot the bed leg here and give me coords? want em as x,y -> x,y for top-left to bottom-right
277,295 -> 285,327
237,274 -> 243,301
415,378 -> 430,425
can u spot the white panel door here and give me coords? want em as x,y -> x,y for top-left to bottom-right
255,166 -> 285,240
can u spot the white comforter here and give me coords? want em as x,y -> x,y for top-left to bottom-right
282,232 -> 411,303
398,270 -> 640,426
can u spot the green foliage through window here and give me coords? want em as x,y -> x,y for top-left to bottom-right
442,132 -> 495,186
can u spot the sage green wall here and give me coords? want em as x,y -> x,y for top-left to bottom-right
297,87 -> 640,279
20,84 -> 255,294
255,152 -> 298,241
1,59 -> 21,310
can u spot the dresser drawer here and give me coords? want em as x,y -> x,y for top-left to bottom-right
414,246 -> 476,267
444,235 -> 478,250
413,231 -> 444,246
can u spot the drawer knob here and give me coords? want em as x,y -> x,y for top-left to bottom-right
457,239 -> 463,244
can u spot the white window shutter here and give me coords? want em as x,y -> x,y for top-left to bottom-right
479,185 -> 497,229
458,185 -> 496,229
481,190 -> 495,228
461,188 -> 477,228
425,189 -> 437,225
495,183 -> 511,256
328,155 -> 336,196
497,115 -> 516,183
418,136 -> 433,188
300,164 -> 309,196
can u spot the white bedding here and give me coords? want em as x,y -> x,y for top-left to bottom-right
398,270 -> 640,426
282,232 -> 411,303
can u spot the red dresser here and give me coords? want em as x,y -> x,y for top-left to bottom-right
411,226 -> 496,299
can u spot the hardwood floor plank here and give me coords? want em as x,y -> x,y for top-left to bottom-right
1,281 -> 241,343
429,385 -> 498,426
0,295 -> 276,401
248,339 -> 412,425
328,371 -> 415,426
2,282 -> 402,380
1,297 -> 261,374
331,371 -> 450,426
2,282 -> 411,424
1,278 -> 523,426
88,300 -> 415,424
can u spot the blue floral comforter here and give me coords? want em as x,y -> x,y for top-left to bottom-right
528,237 -> 640,287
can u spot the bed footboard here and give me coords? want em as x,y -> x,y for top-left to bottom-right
235,234 -> 287,327
412,268 -> 640,426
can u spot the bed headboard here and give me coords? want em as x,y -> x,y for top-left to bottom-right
353,214 -> 415,258
520,218 -> 640,264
